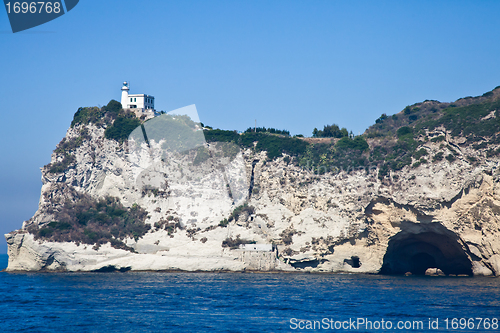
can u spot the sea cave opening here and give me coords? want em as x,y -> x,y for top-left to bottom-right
379,223 -> 473,276
409,252 -> 436,275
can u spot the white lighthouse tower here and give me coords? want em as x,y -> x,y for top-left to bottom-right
121,81 -> 129,109
120,81 -> 156,120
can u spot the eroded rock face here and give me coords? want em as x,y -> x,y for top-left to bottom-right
5,122 -> 500,275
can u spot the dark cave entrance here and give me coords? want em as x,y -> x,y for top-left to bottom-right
410,252 -> 436,275
379,223 -> 473,276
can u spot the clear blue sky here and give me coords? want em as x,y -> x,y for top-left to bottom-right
1,0 -> 500,253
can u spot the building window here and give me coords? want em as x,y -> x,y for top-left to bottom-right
134,98 -> 136,102
130,98 -> 132,102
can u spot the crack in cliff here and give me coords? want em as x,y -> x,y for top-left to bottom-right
442,188 -> 466,209
440,172 -> 485,209
40,253 -> 67,272
140,124 -> 150,148
248,159 -> 259,199
365,196 -> 430,222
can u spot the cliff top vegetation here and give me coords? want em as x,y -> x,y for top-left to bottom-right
52,86 -> 500,180
204,86 -> 500,179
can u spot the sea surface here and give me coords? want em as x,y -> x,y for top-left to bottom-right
0,254 -> 499,332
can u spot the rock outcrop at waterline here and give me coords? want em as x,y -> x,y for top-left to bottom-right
5,93 -> 500,276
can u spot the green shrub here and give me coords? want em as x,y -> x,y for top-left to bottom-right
312,124 -> 349,138
487,148 -> 500,157
445,154 -> 456,162
217,205 -> 255,228
417,98 -> 500,139
227,203 -> 255,222
38,227 -> 53,237
396,126 -> 413,138
473,142 -> 488,150
47,221 -> 71,230
222,235 -> 255,249
280,228 -> 298,245
413,148 -> 428,160
363,86 -> 500,173
71,107 -> 105,127
378,163 -> 390,179
54,135 -> 86,155
335,136 -> 369,151
154,217 -> 181,235
244,127 -> 290,136
28,193 -> 149,251
207,127 -> 368,176
71,100 -> 126,128
431,135 -> 445,143
432,152 -> 444,162
375,114 -> 388,124
389,155 -> 412,171
204,87 -> 500,178
255,134 -> 308,159
101,99 -> 122,119
47,154 -> 76,174
204,129 -> 240,143
218,218 -> 229,227
218,131 -> 309,159
105,113 -> 141,142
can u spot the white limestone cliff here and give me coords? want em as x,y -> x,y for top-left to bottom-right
5,120 -> 500,276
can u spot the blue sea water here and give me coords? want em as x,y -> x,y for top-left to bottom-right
0,254 -> 499,332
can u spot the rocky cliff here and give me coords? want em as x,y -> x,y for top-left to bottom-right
5,91 -> 500,276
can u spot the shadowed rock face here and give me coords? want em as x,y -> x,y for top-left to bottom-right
380,223 -> 473,276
